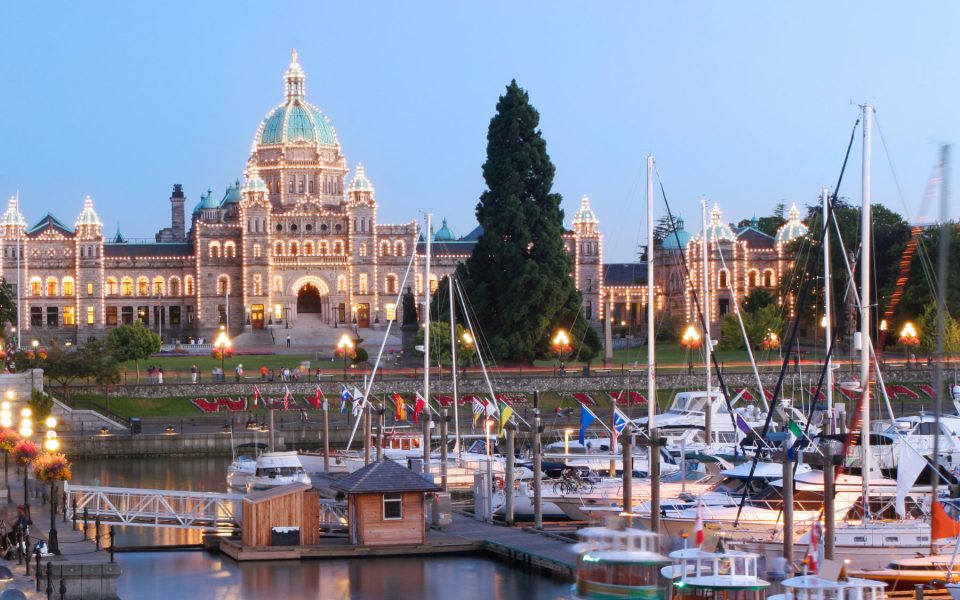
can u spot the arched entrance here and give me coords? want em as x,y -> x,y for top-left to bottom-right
297,284 -> 323,315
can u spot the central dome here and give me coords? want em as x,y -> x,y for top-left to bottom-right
253,50 -> 339,149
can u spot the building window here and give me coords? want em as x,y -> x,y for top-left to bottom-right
209,241 -> 221,258
137,306 -> 149,325
763,270 -> 775,287
358,274 -> 368,294
359,243 -> 367,257
288,180 -> 294,193
86,306 -> 95,326
106,278 -> 118,295
153,276 -> 165,296
333,241 -> 344,255
30,277 -> 41,296
169,306 -> 181,325
46,277 -> 58,296
253,274 -> 262,296
304,241 -> 314,256
429,274 -> 439,294
169,277 -> 180,296
86,282 -> 94,296
217,275 -> 230,296
273,276 -> 283,293
275,242 -> 284,256
308,180 -> 314,194
386,274 -> 398,295
380,241 -> 390,256
719,270 -> 728,289
30,307 -> 42,327
586,278 -> 592,293
338,303 -> 346,323
253,244 -> 261,258
747,270 -> 758,288
46,306 -> 59,327
106,306 -> 118,326
62,277 -> 75,297
274,304 -> 283,320
319,241 -> 329,256
218,304 -> 227,324
586,301 -> 593,321
415,274 -> 423,296
383,493 -> 403,520
184,276 -> 195,296
394,240 -> 405,256
337,276 -> 347,294
385,303 -> 397,321
121,306 -> 134,325
298,180 -> 304,194
64,306 -> 76,326
224,241 -> 236,258
290,242 -> 299,256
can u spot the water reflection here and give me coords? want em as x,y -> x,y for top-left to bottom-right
119,553 -> 569,600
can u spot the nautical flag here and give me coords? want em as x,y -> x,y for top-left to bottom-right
932,501 -> 960,540
693,499 -> 705,547
315,388 -> 326,411
340,385 -> 352,414
253,386 -> 262,408
392,393 -> 406,421
472,397 -> 485,430
283,386 -> 291,411
787,420 -> 804,445
412,393 -> 426,423
579,405 -> 598,446
498,399 -> 513,438
735,414 -> 753,435
485,397 -> 499,417
805,522 -> 822,574
612,407 -> 630,435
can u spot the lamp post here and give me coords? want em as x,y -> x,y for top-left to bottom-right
214,325 -> 231,382
43,416 -> 60,555
680,325 -> 701,375
18,408 -> 33,515
336,334 -> 355,380
564,428 -> 573,455
899,322 -> 919,366
552,329 -> 572,377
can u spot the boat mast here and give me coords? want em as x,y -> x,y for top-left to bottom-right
449,273 -> 462,465
647,154 -> 660,535
932,143 -> 950,553
860,104 -> 872,515
701,198 -> 712,446
822,187 -> 834,434
423,213 -> 432,474
15,192 -> 21,350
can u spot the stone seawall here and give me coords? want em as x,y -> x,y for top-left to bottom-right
64,431 -> 288,458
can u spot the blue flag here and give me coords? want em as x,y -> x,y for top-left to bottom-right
613,408 -> 629,435
340,385 -> 352,414
735,414 -> 753,435
579,405 -> 597,446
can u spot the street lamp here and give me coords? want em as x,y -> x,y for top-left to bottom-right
18,407 -> 33,515
564,428 -> 573,455
43,416 -> 61,555
336,334 -> 355,380
460,331 -> 474,373
899,321 -> 919,365
680,325 -> 701,374
214,325 -> 231,382
552,329 -> 572,376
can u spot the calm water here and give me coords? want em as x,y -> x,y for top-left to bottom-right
72,457 -> 571,600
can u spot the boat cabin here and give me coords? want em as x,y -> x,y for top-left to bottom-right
573,527 -> 668,600
770,574 -> 886,600
331,457 -> 440,547
663,547 -> 770,600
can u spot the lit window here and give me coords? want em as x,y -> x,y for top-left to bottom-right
184,276 -> 195,296
169,277 -> 180,296
394,240 -> 405,256
217,275 -> 230,296
319,241 -> 329,256
275,242 -> 284,256
63,306 -> 76,326
30,277 -> 41,296
359,274 -> 368,294
224,242 -> 236,258
274,304 -> 283,319
333,241 -> 344,255
153,276 -> 165,296
106,277 -> 119,295
209,241 -> 221,258
337,276 -> 347,294
380,241 -> 391,257
253,274 -> 262,296
290,242 -> 299,256
763,270 -> 775,287
304,241 -> 314,256
386,274 -> 398,295
719,270 -> 728,289
86,282 -> 94,296
385,303 -> 397,321
86,306 -> 95,325
137,277 -> 149,296
359,243 -> 367,257
383,493 -> 403,520
62,277 -> 75,296
46,277 -> 58,296
273,276 -> 283,293
429,274 -> 439,294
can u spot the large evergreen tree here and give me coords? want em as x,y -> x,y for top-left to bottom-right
456,81 -> 600,361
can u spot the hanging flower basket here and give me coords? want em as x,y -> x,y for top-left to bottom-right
32,452 -> 72,482
37,350 -> 48,360
11,440 -> 39,465
0,429 -> 21,453
211,347 -> 234,359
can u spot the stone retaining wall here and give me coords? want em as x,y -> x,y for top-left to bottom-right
64,432 -> 287,458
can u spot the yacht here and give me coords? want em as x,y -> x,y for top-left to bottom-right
226,442 -> 267,491
246,451 -> 312,492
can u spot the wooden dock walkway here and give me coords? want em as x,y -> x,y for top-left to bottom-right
220,514 -> 577,579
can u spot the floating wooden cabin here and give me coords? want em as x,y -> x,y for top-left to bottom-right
241,482 -> 320,548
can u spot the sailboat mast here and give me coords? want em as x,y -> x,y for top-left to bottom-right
860,104 -> 872,512
449,273 -> 461,465
423,213 -> 432,474
932,144 -> 950,548
15,192 -> 21,350
822,187 -> 834,433
646,154 -> 660,534
701,198 -> 712,446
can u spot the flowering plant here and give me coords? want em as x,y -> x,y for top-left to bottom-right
0,429 -> 21,453
211,347 -> 234,359
32,452 -> 71,482
11,439 -> 39,465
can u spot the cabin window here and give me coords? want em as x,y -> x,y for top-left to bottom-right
383,493 -> 403,520
853,536 -> 867,543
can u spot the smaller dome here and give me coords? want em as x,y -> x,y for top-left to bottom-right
347,163 -> 375,194
434,218 -> 456,241
75,195 -> 101,227
220,180 -> 242,206
193,189 -> 219,214
2,196 -> 26,228
704,204 -> 736,242
661,216 -> 691,250
775,203 -> 809,244
572,195 -> 598,225
242,168 -> 269,194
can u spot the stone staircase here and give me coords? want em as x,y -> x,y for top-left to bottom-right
238,314 -> 403,354
50,395 -> 128,434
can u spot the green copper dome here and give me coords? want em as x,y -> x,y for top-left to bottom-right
193,189 -> 218,214
347,163 -> 375,194
2,196 -> 26,228
661,216 -> 691,250
242,169 -> 269,194
434,218 -> 456,241
254,51 -> 339,149
776,204 -> 809,244
220,181 -> 242,206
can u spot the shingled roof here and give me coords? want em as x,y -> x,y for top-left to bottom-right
332,458 -> 440,494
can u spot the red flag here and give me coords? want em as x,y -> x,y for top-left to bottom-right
805,522 -> 821,574
693,499 -> 704,547
253,386 -> 261,408
283,386 -> 291,411
412,393 -> 426,423
392,393 -> 407,421
933,501 -> 960,540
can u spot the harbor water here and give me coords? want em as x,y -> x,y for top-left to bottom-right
72,457 -> 571,599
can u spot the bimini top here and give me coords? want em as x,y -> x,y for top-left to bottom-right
253,49 -> 339,149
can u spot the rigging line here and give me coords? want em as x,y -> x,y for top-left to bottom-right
734,115 -> 860,526
654,167 -> 739,438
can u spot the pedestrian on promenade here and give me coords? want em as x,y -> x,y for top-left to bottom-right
260,365 -> 268,381
235,364 -> 244,382
158,367 -> 164,385
191,364 -> 198,384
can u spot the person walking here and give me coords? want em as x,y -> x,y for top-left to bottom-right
260,365 -> 268,381
235,364 -> 244,382
190,364 -> 198,384
286,335 -> 291,348
158,367 -> 164,385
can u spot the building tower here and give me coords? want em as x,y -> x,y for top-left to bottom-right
347,164 -> 377,327
571,195 -> 602,326
240,168 -> 271,330
74,196 -> 104,333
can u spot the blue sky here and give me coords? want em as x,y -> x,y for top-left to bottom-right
0,2 -> 956,261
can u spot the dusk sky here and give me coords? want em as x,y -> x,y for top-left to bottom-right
1,2 -> 956,262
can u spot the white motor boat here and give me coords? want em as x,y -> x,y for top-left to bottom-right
246,451 -> 312,492
226,442 -> 267,491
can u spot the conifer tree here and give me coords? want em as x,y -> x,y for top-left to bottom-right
456,81 -> 600,361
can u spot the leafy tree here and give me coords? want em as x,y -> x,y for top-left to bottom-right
412,321 -> 478,367
896,222 -> 960,323
915,301 -> 960,355
741,289 -> 775,314
106,322 -> 161,382
736,211 -> 787,238
454,80 -> 600,362
16,339 -> 117,400
0,279 -> 16,332
718,304 -> 784,351
653,214 -> 683,245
